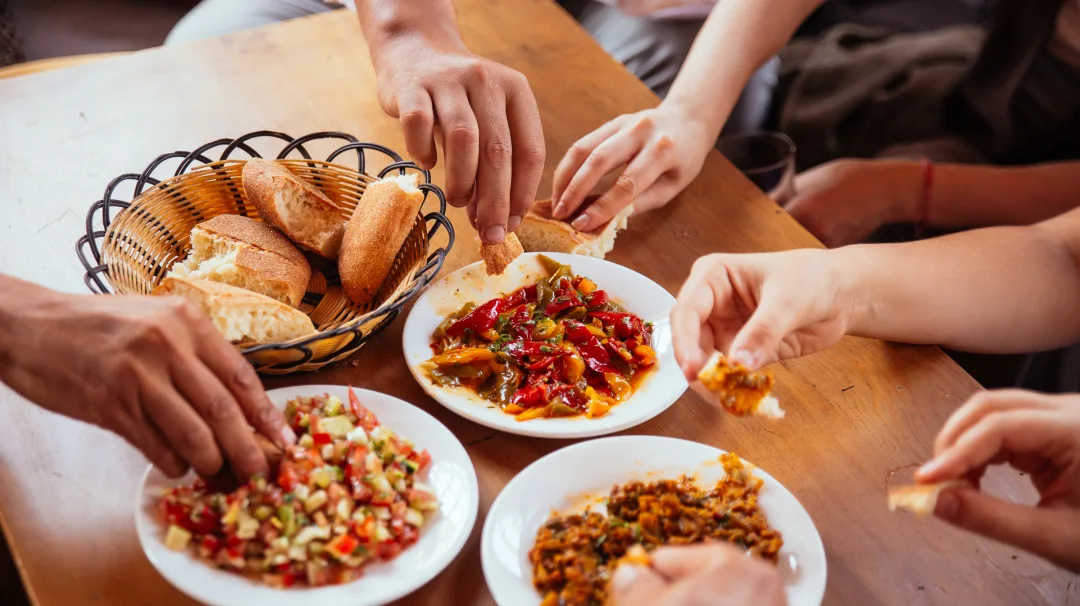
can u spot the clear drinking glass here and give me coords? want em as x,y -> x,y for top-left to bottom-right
715,131 -> 797,204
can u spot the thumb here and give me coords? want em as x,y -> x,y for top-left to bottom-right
936,488 -> 1080,566
610,563 -> 669,606
727,297 -> 797,369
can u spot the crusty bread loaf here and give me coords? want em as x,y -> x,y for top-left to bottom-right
153,276 -> 317,344
888,480 -> 968,516
514,197 -> 632,259
480,232 -> 523,275
167,214 -> 311,308
339,173 -> 425,305
242,158 -> 345,259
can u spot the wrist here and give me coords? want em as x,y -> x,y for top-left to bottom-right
831,246 -> 876,336
361,3 -> 467,64
658,98 -> 721,155
883,160 -> 928,224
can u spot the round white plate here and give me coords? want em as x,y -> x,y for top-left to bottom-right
135,385 -> 480,606
481,436 -> 827,606
402,252 -> 688,438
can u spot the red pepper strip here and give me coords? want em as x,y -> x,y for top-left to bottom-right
544,291 -> 583,317
577,336 -> 619,374
583,290 -> 609,309
511,384 -> 548,407
312,432 -> 332,446
447,298 -> 509,338
564,322 -> 593,344
525,355 -> 559,370
503,285 -> 537,308
590,311 -> 644,339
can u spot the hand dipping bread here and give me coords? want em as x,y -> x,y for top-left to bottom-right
242,158 -> 345,259
339,173 -> 426,305
480,232 -> 523,275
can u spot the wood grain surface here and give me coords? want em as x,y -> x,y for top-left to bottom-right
0,2 -> 1074,605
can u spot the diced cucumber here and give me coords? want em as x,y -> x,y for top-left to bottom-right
164,525 -> 192,551
320,415 -> 355,440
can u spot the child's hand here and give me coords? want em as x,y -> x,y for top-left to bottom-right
610,543 -> 786,606
916,390 -> 1080,572
670,250 -> 853,379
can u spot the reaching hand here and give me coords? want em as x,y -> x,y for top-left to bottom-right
551,105 -> 713,232
610,544 -> 786,606
0,283 -> 295,480
670,250 -> 853,379
785,159 -> 922,248
916,390 -> 1080,572
372,37 -> 545,243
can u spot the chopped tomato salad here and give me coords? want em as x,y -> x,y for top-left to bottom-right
158,388 -> 438,588
428,255 -> 657,421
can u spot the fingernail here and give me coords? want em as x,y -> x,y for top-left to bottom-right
917,457 -> 943,478
935,490 -> 961,521
484,225 -> 506,243
731,349 -> 756,369
507,215 -> 522,231
280,425 -> 297,447
571,214 -> 590,231
553,202 -> 566,219
611,563 -> 641,593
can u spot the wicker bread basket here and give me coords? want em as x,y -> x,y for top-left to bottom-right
76,131 -> 454,374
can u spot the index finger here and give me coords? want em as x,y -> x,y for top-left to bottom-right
671,257 -> 730,380
650,543 -> 744,579
932,389 -> 1057,456
917,410 -> 1072,483
195,323 -> 296,450
472,87 -> 513,244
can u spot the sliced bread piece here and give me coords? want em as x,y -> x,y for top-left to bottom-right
696,351 -> 784,419
888,480 -> 968,516
514,197 -> 632,259
480,231 -> 523,275
242,158 -> 345,258
153,276 -> 317,344
339,173 -> 425,305
168,214 -> 311,308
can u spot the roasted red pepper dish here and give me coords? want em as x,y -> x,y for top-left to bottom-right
158,388 -> 438,588
529,453 -> 783,606
427,255 -> 657,421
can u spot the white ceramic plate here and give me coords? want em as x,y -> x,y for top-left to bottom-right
481,436 -> 827,606
402,252 -> 688,438
135,386 -> 479,606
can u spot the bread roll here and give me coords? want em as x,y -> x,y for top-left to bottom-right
153,276 -> 317,344
339,174 -> 425,305
514,197 -> 632,259
242,158 -> 345,259
167,214 -> 311,308
888,480 -> 968,516
480,232 -> 523,275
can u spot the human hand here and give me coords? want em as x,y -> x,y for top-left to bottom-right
0,286 -> 295,480
916,390 -> 1080,573
551,104 -> 713,232
670,249 -> 852,379
610,543 -> 786,606
612,0 -> 714,17
371,36 -> 545,243
785,159 -> 922,248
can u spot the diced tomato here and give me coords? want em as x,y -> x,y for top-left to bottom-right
326,533 -> 359,559
277,460 -> 302,491
312,432 -> 332,446
353,517 -> 376,541
375,542 -> 403,561
407,449 -> 432,474
348,387 -> 381,432
350,477 -> 374,503
399,525 -> 420,547
281,572 -> 298,588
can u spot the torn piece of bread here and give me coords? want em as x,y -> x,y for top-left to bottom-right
697,351 -> 784,419
480,232 -> 523,275
153,276 -> 317,344
514,197 -> 631,259
242,158 -> 345,259
339,173 -> 426,305
167,214 -> 311,308
888,480 -> 968,516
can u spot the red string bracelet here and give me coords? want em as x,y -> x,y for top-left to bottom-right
915,158 -> 934,239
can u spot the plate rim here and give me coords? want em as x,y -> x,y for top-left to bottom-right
479,434 -> 827,606
401,252 -> 688,439
135,385 -> 480,606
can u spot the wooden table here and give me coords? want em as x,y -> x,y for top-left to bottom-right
0,2 -> 1073,604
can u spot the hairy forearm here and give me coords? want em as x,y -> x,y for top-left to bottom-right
663,0 -> 823,136
842,208 -> 1080,353
928,162 -> 1080,228
0,275 -> 59,378
355,0 -> 466,58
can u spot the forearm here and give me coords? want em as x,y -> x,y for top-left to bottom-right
928,162 -> 1080,228
355,0 -> 466,59
663,0 -> 823,136
0,275 -> 62,381
841,208 -> 1080,353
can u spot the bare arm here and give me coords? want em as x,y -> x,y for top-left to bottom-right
356,0 -> 465,55
845,206 -> 1080,352
925,162 -> 1080,228
664,0 -> 825,137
